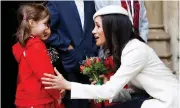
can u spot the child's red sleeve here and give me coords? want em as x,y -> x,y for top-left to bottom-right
26,42 -> 60,100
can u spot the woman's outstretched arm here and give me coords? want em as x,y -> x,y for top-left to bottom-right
42,44 -> 148,100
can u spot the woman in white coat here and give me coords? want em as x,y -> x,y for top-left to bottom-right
42,5 -> 179,108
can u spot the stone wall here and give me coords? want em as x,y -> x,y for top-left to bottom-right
145,1 -> 179,77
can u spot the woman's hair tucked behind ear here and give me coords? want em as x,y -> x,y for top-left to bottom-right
16,3 -> 49,47
101,14 -> 145,72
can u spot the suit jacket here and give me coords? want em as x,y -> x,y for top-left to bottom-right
47,1 -> 98,73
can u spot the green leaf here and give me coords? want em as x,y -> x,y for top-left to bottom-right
86,56 -> 88,60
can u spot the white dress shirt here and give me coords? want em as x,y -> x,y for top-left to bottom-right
71,39 -> 179,108
75,0 -> 84,30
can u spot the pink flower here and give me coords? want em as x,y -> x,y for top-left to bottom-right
80,65 -> 85,73
85,59 -> 91,67
96,58 -> 101,63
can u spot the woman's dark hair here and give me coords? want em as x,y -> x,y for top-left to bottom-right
101,14 -> 145,72
16,3 -> 50,47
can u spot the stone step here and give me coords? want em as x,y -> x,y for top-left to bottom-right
147,29 -> 171,58
148,29 -> 170,41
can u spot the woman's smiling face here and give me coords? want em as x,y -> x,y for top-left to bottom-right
92,16 -> 106,46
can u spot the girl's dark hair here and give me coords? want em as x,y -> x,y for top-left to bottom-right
16,3 -> 50,47
101,14 -> 145,72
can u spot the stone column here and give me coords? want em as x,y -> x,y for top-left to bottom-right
178,1 -> 180,78
145,1 -> 163,28
145,1 -> 173,70
163,1 -> 179,76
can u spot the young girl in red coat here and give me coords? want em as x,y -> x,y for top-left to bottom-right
12,3 -> 64,108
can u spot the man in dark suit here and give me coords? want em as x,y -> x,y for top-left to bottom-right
46,1 -> 98,108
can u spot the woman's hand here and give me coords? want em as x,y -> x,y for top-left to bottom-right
99,74 -> 108,84
41,67 -> 71,90
90,74 -> 108,85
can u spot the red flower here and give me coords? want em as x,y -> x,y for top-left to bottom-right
104,56 -> 114,70
85,59 -> 91,67
105,71 -> 114,81
104,56 -> 129,89
96,58 -> 101,63
124,85 -> 129,89
90,100 -> 117,108
109,56 -> 114,69
104,100 -> 117,107
90,101 -> 102,108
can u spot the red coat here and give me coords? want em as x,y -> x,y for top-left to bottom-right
12,36 -> 60,107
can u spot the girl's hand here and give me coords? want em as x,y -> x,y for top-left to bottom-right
41,67 -> 71,90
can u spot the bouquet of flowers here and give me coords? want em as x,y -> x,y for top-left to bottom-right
80,57 -> 108,84
47,46 -> 59,63
80,56 -> 112,103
